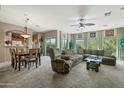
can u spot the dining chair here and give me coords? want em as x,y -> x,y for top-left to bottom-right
9,48 -> 27,70
9,48 -> 16,68
36,48 -> 41,66
16,48 -> 27,66
26,49 -> 39,69
16,48 -> 24,53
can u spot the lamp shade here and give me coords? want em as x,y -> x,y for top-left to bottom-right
21,34 -> 30,38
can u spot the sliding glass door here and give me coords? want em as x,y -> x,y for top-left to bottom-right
46,37 -> 56,56
62,39 -> 67,49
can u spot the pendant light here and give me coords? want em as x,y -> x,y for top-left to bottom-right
21,18 -> 30,38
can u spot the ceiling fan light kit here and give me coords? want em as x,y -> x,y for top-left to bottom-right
70,18 -> 95,28
104,11 -> 111,16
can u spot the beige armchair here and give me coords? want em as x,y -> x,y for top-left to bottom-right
49,48 -> 72,74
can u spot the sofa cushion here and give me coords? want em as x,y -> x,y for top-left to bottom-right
102,56 -> 116,66
85,49 -> 91,54
71,49 -> 77,55
83,54 -> 90,58
97,50 -> 104,56
91,50 -> 98,55
104,50 -> 112,56
61,55 -> 70,60
77,48 -> 84,54
61,50 -> 68,55
70,55 -> 83,67
65,49 -> 71,55
65,60 -> 73,68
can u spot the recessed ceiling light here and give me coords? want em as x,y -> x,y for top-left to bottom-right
35,25 -> 40,27
104,11 -> 111,16
76,29 -> 79,31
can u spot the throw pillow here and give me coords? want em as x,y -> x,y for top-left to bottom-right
61,55 -> 70,60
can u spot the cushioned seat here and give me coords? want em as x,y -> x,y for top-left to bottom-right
49,48 -> 72,74
70,55 -> 83,67
49,48 -> 83,74
102,56 -> 116,66
80,49 -> 116,66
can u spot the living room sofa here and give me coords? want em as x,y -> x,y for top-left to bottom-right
61,49 -> 83,67
49,48 -> 83,74
77,48 -> 116,66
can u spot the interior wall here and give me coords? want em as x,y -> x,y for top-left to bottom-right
57,31 -> 60,48
0,22 -> 33,63
0,30 -> 5,62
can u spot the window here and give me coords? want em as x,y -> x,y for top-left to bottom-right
87,32 -> 98,50
62,39 -> 67,49
61,33 -> 68,49
46,37 -> 56,55
76,39 -> 85,49
87,38 -> 98,50
103,36 -> 116,54
103,30 -> 116,54
46,37 -> 56,48
75,34 -> 85,49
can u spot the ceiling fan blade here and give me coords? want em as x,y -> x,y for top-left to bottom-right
84,23 -> 95,26
70,24 -> 79,27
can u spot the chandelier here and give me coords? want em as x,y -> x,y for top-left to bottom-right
21,18 -> 30,38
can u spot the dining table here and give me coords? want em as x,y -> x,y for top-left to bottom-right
15,51 -> 41,71
15,52 -> 29,71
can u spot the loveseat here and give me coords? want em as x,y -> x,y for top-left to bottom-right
77,48 -> 116,66
49,48 -> 83,74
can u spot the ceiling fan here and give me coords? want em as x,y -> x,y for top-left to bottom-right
70,18 -> 95,28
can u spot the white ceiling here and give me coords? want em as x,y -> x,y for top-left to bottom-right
0,5 -> 124,33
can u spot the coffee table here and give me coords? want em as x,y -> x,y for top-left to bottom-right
85,56 -> 102,72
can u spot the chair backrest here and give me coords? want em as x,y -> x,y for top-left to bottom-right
49,48 -> 55,61
16,48 -> 24,53
35,48 -> 41,54
29,49 -> 38,58
9,48 -> 16,59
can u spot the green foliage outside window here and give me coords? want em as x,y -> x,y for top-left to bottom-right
103,37 -> 116,53
76,39 -> 84,49
87,38 -> 98,50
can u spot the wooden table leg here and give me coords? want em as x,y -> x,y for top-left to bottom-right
11,59 -> 14,68
39,53 -> 41,66
95,64 -> 99,72
86,62 -> 89,70
18,55 -> 21,71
